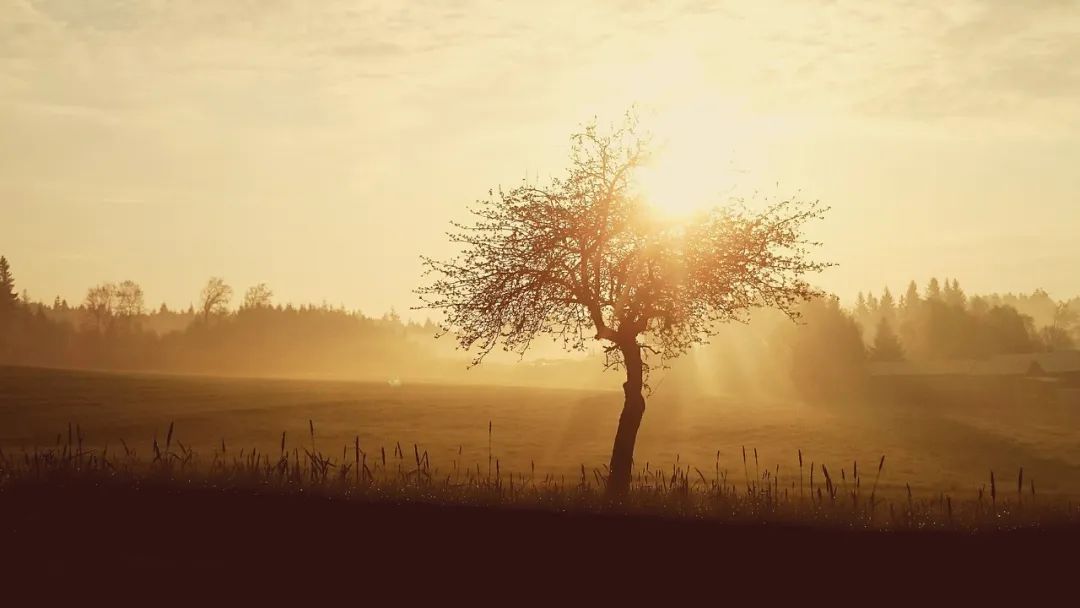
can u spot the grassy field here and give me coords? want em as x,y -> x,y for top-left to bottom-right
5,364 -> 1080,591
3,364 -> 1080,498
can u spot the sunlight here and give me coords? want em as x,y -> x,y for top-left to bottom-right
590,44 -> 754,219
634,102 -> 749,219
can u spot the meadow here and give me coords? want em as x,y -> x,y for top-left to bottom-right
6,363 -> 1080,589
4,364 -> 1080,501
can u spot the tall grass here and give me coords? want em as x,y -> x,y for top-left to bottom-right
1,422 -> 1077,530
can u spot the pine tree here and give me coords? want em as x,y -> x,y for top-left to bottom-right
947,278 -> 966,308
902,280 -> 920,311
854,292 -> 869,320
942,277 -> 966,308
925,277 -> 942,301
866,291 -> 880,315
879,287 -> 897,321
871,317 -> 904,362
0,256 -> 18,311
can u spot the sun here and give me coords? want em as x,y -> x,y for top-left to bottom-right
633,104 -> 746,219
636,144 -> 734,219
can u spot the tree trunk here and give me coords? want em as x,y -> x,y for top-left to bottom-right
607,342 -> 645,498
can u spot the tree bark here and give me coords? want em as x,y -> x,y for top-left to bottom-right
606,341 -> 645,498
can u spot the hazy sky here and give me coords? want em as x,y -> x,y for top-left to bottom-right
3,0 -> 1079,314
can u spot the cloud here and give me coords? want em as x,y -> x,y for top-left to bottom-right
848,0 -> 1080,128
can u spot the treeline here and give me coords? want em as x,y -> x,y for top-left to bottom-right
770,278 -> 1079,402
0,256 -> 443,379
853,278 -> 1078,362
677,278 -> 1079,402
3,254 -> 1077,396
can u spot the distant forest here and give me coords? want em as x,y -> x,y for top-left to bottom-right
1,254 -> 1077,395
852,278 -> 1078,361
0,255 -> 449,381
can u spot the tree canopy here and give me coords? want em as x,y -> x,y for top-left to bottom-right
418,113 -> 830,378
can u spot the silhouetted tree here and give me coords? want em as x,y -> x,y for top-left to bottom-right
981,305 -> 1037,354
970,294 -> 989,316
242,283 -> 273,310
199,278 -> 233,322
116,280 -> 145,319
1040,325 -> 1074,352
901,280 -> 920,312
866,291 -> 880,315
0,256 -> 18,360
1052,302 -> 1078,332
1039,302 -> 1078,351
879,287 -> 896,322
418,113 -> 829,496
943,278 -> 966,309
871,317 -> 904,361
854,292 -> 868,319
925,277 -> 942,301
0,256 -> 17,313
84,283 -> 117,333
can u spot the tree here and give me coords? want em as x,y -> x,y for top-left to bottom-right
115,280 -> 145,319
784,296 -> 866,400
854,292 -> 868,320
242,283 -> 273,310
871,317 -> 904,361
0,256 -> 17,313
418,113 -> 829,496
982,305 -> 1037,354
943,278 -> 966,309
902,280 -> 920,312
0,256 -> 17,354
865,291 -> 879,315
1040,325 -> 1075,352
84,283 -> 118,333
969,295 -> 989,316
879,287 -> 896,322
1052,302 -> 1078,332
1042,302 -> 1078,351
382,308 -> 402,324
925,277 -> 942,301
199,278 -> 233,322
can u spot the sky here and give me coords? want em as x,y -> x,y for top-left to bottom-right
2,0 -> 1079,315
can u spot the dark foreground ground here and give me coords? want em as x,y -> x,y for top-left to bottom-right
1,482 -> 1077,600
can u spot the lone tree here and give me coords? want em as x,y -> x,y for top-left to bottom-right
417,114 -> 829,497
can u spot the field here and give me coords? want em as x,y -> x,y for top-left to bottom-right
4,364 -> 1080,593
4,364 -> 1080,498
